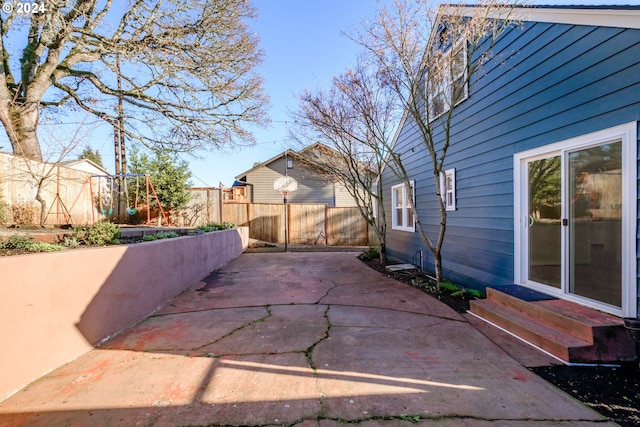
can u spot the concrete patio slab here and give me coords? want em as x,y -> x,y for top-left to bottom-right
192,304 -> 330,357
105,306 -> 269,354
0,252 -> 616,426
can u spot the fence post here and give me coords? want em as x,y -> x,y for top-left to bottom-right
324,205 -> 329,245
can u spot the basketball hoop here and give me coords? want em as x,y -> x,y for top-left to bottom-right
274,176 -> 298,194
273,176 -> 297,252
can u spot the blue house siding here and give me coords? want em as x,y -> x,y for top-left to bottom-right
383,19 -> 640,302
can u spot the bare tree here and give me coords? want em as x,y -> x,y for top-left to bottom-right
10,112 -> 98,225
357,0 -> 520,282
0,0 -> 269,161
293,59 -> 399,263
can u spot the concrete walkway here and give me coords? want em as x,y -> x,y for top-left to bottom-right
0,252 -> 615,426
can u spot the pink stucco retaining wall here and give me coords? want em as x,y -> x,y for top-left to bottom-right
0,227 -> 248,401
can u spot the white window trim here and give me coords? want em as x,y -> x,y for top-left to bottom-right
427,40 -> 468,122
440,168 -> 456,211
391,181 -> 415,232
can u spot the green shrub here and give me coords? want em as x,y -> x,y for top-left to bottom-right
72,221 -> 121,246
357,246 -> 380,261
0,235 -> 34,251
197,221 -> 236,233
155,231 -> 179,239
438,280 -> 484,298
142,231 -> 179,242
28,242 -> 66,253
62,236 -> 81,248
438,281 -> 459,292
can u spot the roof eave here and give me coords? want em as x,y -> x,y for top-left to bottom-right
445,4 -> 640,30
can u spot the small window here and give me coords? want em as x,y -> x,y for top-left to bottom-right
391,181 -> 415,232
287,158 -> 294,169
440,168 -> 456,211
427,40 -> 468,121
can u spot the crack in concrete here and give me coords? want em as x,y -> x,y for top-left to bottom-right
304,305 -> 332,372
301,304 -> 333,418
316,280 -> 465,324
189,305 -> 272,356
315,281 -> 339,305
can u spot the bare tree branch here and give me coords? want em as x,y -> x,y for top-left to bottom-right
353,0 -> 522,281
293,57 -> 399,263
0,0 -> 269,160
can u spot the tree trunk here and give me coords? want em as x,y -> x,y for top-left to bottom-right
433,250 -> 443,284
2,102 -> 43,160
35,186 -> 47,227
378,242 -> 388,265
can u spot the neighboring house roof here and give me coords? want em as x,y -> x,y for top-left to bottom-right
235,142 -> 369,180
57,158 -> 109,176
235,148 -> 303,180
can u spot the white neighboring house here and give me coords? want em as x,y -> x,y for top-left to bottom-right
57,158 -> 109,176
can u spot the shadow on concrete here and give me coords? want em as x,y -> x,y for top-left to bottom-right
0,253 -> 612,426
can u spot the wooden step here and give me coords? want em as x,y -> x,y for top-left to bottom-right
469,287 -> 636,363
470,298 -> 593,362
484,288 -> 594,342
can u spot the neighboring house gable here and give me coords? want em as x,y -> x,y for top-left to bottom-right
382,5 -> 640,321
235,145 -> 360,207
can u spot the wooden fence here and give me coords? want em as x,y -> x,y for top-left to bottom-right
174,187 -> 222,227
0,153 -> 374,245
0,153 -> 99,225
221,202 -> 371,246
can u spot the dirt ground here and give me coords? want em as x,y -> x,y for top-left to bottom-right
361,257 -> 640,427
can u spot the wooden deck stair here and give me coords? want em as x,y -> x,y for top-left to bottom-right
469,286 -> 636,363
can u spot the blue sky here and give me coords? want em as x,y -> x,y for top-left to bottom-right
189,0 -> 640,187
188,0 -> 387,187
2,1 -> 639,187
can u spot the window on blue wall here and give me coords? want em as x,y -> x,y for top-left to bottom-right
427,40 -> 467,121
440,168 -> 456,211
391,181 -> 415,232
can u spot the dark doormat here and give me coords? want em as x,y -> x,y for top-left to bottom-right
490,284 -> 557,302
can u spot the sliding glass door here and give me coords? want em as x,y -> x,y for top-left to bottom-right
515,123 -> 636,316
568,142 -> 622,307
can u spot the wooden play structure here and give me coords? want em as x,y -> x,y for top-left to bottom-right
67,173 -> 167,225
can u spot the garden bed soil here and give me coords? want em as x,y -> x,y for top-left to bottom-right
360,256 -> 640,427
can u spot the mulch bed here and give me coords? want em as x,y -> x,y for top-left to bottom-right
359,255 -> 640,427
532,365 -> 640,427
360,256 -> 473,313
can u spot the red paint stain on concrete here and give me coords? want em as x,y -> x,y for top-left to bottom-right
108,319 -> 188,351
510,368 -> 528,382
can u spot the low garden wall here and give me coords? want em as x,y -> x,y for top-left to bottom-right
0,227 -> 248,401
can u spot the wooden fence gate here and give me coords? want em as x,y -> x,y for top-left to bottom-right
221,202 -> 369,246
